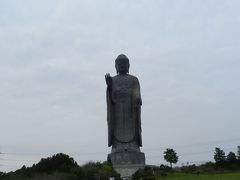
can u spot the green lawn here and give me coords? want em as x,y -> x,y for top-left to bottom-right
156,172 -> 240,180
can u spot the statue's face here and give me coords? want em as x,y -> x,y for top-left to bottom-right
116,59 -> 129,74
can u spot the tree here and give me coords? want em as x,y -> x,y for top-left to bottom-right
214,147 -> 225,164
226,152 -> 237,162
164,148 -> 178,168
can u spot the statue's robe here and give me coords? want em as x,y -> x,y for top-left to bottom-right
107,74 -> 142,147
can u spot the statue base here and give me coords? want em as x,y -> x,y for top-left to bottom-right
113,164 -> 145,179
108,151 -> 145,178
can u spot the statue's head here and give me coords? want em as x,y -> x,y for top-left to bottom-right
115,54 -> 130,74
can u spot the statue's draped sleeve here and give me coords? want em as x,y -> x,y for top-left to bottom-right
134,78 -> 142,146
107,86 -> 113,147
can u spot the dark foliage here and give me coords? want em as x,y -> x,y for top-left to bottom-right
1,154 -> 120,180
132,166 -> 155,180
180,164 -> 198,173
32,153 -> 78,173
0,172 -> 6,178
212,147 -> 240,171
237,146 -> 240,160
14,165 -> 34,177
214,147 -> 226,168
132,165 -> 172,180
227,152 -> 237,162
159,164 -> 171,176
78,161 -> 120,180
198,162 -> 215,173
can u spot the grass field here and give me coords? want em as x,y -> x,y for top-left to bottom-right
156,172 -> 240,180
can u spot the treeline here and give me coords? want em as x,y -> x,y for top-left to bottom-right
0,146 -> 240,180
132,146 -> 240,179
0,153 -> 120,180
213,146 -> 240,170
132,158 -> 240,180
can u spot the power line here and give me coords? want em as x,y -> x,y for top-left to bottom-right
0,158 -> 36,163
0,147 -> 231,163
71,151 -> 108,156
146,150 -> 213,159
0,138 -> 239,168
0,147 -> 237,160
1,137 -> 239,157
0,164 -> 20,167
0,152 -> 48,156
143,138 -> 240,152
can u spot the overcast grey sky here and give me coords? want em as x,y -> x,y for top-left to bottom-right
1,0 -> 240,172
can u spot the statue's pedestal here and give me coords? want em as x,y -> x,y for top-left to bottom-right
113,164 -> 145,179
108,151 -> 145,178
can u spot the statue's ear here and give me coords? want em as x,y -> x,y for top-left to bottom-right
115,63 -> 119,74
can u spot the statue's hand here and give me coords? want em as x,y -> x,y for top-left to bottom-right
105,73 -> 112,88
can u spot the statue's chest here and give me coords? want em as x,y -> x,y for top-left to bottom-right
112,77 -> 133,101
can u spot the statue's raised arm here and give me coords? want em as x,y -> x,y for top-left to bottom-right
105,73 -> 112,88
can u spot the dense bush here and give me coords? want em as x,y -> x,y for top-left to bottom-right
132,166 -> 155,180
198,162 -> 215,173
79,161 -> 120,180
33,153 -> 78,173
159,164 -> 171,173
132,165 -> 170,180
0,172 -> 6,178
180,164 -> 198,173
